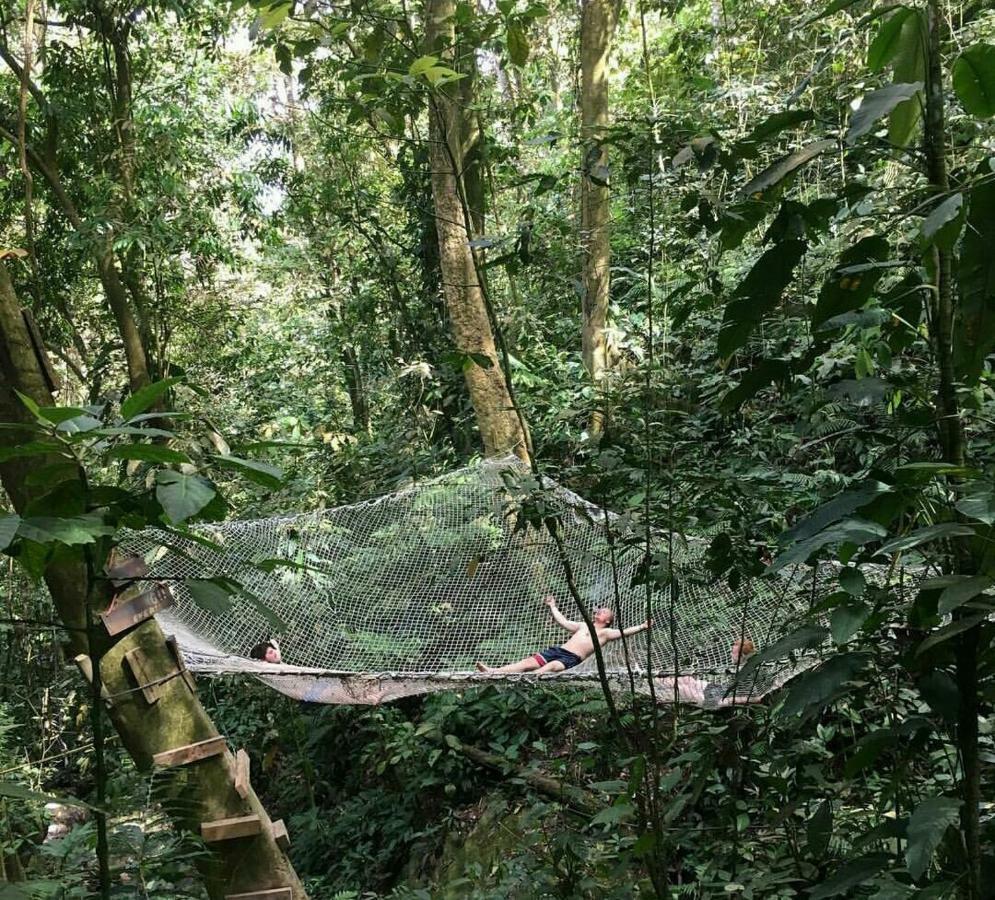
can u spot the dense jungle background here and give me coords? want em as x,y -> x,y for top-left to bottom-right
0,0 -> 994,895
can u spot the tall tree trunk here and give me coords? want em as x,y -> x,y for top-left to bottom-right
423,0 -> 530,462
579,0 -> 620,433
922,4 -> 979,897
0,262 -> 307,900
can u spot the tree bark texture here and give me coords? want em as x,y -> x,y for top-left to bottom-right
923,4 -> 979,897
0,262 -> 307,900
424,0 -> 529,462
579,0 -> 620,400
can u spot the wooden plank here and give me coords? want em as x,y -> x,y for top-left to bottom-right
271,818 -> 289,851
152,736 -> 226,769
224,889 -> 292,900
234,749 -> 251,799
73,654 -> 111,703
201,814 -> 262,843
100,583 -> 174,636
165,634 -> 197,692
103,548 -> 149,586
123,647 -> 162,705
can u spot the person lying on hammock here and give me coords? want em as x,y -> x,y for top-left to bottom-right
475,594 -> 651,674
249,638 -> 282,664
661,638 -> 757,706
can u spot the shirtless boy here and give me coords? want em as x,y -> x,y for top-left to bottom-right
475,594 -> 652,674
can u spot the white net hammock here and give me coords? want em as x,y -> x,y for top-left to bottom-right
121,458 -> 828,707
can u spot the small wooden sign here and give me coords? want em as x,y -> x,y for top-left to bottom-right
100,583 -> 174,636
123,647 -> 163,705
165,635 -> 197,692
153,736 -> 226,769
201,813 -> 262,843
103,548 -> 149,586
271,819 -> 290,851
224,889 -> 292,900
234,749 -> 251,799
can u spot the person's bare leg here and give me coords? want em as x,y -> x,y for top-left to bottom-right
476,656 -> 542,674
535,660 -> 566,674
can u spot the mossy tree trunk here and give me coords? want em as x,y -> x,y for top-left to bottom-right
579,0 -> 620,435
0,262 -> 307,900
423,0 -> 530,463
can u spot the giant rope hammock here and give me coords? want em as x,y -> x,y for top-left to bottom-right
122,458 -> 827,707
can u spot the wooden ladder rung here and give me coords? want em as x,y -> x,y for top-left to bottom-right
153,736 -> 226,768
201,814 -> 262,843
271,818 -> 290,851
234,749 -> 251,799
123,647 -> 163,705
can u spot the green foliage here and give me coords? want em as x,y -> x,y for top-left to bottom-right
953,43 -> 995,118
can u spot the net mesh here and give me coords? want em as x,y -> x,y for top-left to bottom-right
121,458 -> 826,706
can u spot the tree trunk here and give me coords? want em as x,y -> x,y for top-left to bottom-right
922,4 -> 979,897
423,0 -> 529,462
579,0 -> 620,433
0,262 -> 307,900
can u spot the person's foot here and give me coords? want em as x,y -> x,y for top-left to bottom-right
475,662 -> 491,673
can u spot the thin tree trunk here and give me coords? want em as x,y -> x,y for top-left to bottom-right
579,0 -> 620,434
0,262 -> 307,900
423,0 -> 529,462
922,4 -> 979,897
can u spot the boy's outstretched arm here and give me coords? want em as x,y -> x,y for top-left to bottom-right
605,619 -> 652,640
544,595 -> 581,632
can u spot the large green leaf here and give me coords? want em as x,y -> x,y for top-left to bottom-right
952,43 -> 995,118
906,797 -> 960,880
877,523 -> 975,555
735,110 -> 814,158
954,178 -> 995,384
718,240 -> 807,357
35,406 -> 87,425
809,854 -> 891,899
916,612 -> 989,655
780,652 -> 871,717
888,11 -> 926,146
720,358 -> 792,412
105,444 -> 190,464
185,577 -> 236,615
16,515 -> 115,546
868,7 -> 913,72
807,800 -> 833,856
0,441 -> 65,463
812,236 -> 892,328
155,471 -> 216,524
0,515 -> 20,551
120,377 -> 182,421
921,193 -> 964,251
831,603 -> 869,644
768,518 -> 887,573
937,575 -> 994,615
846,82 -> 923,143
780,481 -> 890,545
740,140 -> 835,200
211,455 -> 285,489
955,484 -> 995,524
736,624 -> 828,682
507,21 -> 529,66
